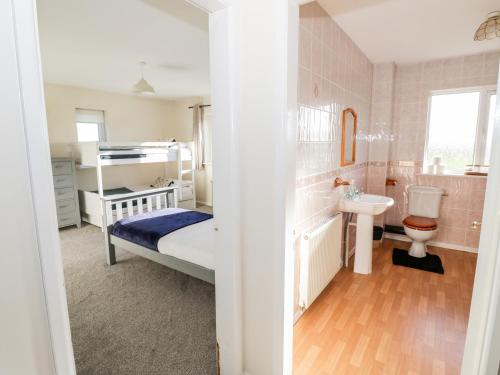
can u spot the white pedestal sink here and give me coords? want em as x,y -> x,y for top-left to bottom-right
339,194 -> 394,275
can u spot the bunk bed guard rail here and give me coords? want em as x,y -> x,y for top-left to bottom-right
101,187 -> 179,226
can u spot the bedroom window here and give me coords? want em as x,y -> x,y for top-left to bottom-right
76,108 -> 106,142
425,86 -> 497,174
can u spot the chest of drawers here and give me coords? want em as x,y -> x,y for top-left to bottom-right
52,158 -> 81,228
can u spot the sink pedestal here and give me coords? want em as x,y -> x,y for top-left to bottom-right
354,213 -> 374,275
339,193 -> 394,275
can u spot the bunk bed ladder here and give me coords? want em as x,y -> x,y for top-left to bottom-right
176,142 -> 196,209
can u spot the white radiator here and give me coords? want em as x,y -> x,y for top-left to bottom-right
299,213 -> 343,309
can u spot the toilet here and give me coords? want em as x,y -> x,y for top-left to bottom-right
403,185 -> 444,258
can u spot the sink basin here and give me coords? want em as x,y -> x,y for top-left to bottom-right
339,194 -> 394,215
339,194 -> 394,275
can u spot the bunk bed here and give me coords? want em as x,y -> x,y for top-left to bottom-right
74,141 -> 196,227
73,141 -> 214,284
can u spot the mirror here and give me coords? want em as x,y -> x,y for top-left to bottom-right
341,108 -> 357,167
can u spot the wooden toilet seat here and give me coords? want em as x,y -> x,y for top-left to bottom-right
403,215 -> 438,231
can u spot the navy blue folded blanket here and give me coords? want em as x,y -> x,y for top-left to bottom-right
111,209 -> 213,251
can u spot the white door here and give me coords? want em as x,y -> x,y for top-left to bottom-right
461,62 -> 500,375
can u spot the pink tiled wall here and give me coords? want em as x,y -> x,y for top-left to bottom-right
366,63 -> 396,226
368,63 -> 395,164
384,163 -> 487,249
296,1 -> 373,234
390,52 -> 499,163
294,1 -> 373,316
374,52 -> 500,250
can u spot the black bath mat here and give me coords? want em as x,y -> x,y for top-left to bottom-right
392,248 -> 444,274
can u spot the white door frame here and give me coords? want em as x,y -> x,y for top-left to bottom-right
9,0 -> 76,373
461,63 -> 500,375
205,2 -> 243,374
11,0 -> 299,374
205,1 -> 298,373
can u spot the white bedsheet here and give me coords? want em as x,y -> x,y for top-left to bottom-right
156,210 -> 215,270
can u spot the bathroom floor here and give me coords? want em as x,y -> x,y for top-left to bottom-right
293,239 -> 477,375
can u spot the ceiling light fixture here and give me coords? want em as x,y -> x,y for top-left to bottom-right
474,11 -> 500,41
132,61 -> 156,95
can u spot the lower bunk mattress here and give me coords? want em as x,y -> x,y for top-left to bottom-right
111,208 -> 215,270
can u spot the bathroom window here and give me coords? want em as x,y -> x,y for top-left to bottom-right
484,92 -> 497,165
425,87 -> 497,174
76,108 -> 106,142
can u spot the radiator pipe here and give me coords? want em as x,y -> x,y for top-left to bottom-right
343,212 -> 354,267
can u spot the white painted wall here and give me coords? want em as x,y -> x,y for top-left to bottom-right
209,8 -> 243,375
44,83 -> 172,146
210,0 -> 297,374
0,0 -> 74,373
167,96 -> 206,141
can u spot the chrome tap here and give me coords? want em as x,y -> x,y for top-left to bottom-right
344,184 -> 360,200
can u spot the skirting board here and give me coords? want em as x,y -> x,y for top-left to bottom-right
196,201 -> 212,207
384,232 -> 478,253
294,309 -> 304,324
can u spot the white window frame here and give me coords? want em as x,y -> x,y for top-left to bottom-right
481,89 -> 497,166
424,85 -> 497,172
75,108 -> 106,142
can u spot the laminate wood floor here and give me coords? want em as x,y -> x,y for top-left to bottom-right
293,240 -> 477,375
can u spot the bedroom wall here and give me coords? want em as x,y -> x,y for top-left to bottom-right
45,83 -> 173,144
166,97 -> 213,206
294,1 -> 373,318
44,83 -> 212,204
45,83 -> 172,190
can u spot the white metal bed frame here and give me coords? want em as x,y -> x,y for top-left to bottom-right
101,187 -> 215,285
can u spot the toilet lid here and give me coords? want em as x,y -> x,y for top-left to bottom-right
403,215 -> 438,231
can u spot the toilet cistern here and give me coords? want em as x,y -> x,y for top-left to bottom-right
339,193 -> 394,274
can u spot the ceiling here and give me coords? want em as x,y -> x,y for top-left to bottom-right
37,0 -> 210,99
318,0 -> 500,64
38,0 -> 500,96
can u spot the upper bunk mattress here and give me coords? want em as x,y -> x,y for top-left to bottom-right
111,208 -> 215,270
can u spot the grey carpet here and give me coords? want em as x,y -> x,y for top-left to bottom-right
59,224 -> 216,375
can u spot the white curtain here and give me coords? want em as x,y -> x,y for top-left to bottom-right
192,104 -> 205,170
